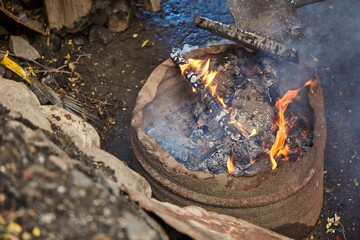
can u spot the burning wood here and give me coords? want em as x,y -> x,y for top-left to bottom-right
148,46 -> 314,175
170,48 -> 246,142
269,79 -> 313,169
194,17 -> 299,64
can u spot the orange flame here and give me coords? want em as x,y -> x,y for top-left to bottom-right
227,151 -> 235,174
228,121 -> 249,137
269,79 -> 313,169
179,57 -> 222,103
217,96 -> 227,108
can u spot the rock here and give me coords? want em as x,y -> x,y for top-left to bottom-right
24,20 -> 45,32
70,169 -> 93,188
0,77 -> 52,132
0,25 -> 9,36
107,13 -> 129,32
41,105 -> 100,151
9,35 -> 40,60
84,147 -> 152,197
89,25 -> 113,45
0,66 -> 5,77
73,35 -> 86,45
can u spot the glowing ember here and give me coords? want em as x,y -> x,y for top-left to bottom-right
228,121 -> 249,137
249,129 -> 257,137
269,79 -> 313,169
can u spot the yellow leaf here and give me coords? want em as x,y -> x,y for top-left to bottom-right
133,34 -> 138,38
65,53 -> 70,60
311,55 -> 318,62
32,227 -> 41,237
141,39 -> 149,48
69,62 -> 76,72
7,221 -> 22,233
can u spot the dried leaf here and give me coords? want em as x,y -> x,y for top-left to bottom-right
69,62 -> 76,72
0,215 -> 5,225
32,227 -> 41,237
65,53 -> 70,59
326,222 -> 332,229
335,213 -> 341,222
141,39 -> 149,48
311,55 -> 318,62
107,117 -> 116,125
7,221 -> 22,233
327,217 -> 334,223
21,232 -> 32,240
133,34 -> 138,38
326,228 -> 336,234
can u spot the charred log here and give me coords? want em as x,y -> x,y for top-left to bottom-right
194,17 -> 299,64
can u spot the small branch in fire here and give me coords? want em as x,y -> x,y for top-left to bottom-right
170,49 -> 246,142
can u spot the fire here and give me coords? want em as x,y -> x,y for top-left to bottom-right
227,146 -> 236,174
269,79 -> 313,169
228,121 -> 249,137
249,128 -> 257,137
217,96 -> 227,108
180,57 -> 222,104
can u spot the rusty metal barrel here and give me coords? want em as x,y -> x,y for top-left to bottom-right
130,45 -> 326,239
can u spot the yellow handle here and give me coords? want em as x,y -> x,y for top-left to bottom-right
0,51 -> 32,85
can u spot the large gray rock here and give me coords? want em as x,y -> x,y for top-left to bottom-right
0,77 -> 51,132
9,35 -> 40,59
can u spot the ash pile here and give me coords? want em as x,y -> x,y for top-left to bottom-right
144,46 -> 314,176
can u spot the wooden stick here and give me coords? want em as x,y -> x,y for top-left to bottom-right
195,17 -> 299,64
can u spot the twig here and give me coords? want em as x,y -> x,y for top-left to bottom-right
339,222 -> 347,240
82,95 -> 115,106
34,69 -> 73,74
57,53 -> 92,71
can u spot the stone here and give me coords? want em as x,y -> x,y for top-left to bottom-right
0,77 -> 52,132
0,66 -> 5,77
9,35 -> 40,60
41,105 -> 100,152
89,25 -> 113,45
70,169 -> 93,188
107,13 -> 129,32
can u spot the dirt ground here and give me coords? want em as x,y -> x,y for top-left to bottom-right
1,0 -> 359,239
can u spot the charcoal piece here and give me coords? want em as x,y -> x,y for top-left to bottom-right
195,17 -> 299,64
196,142 -> 235,174
240,154 -> 272,175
